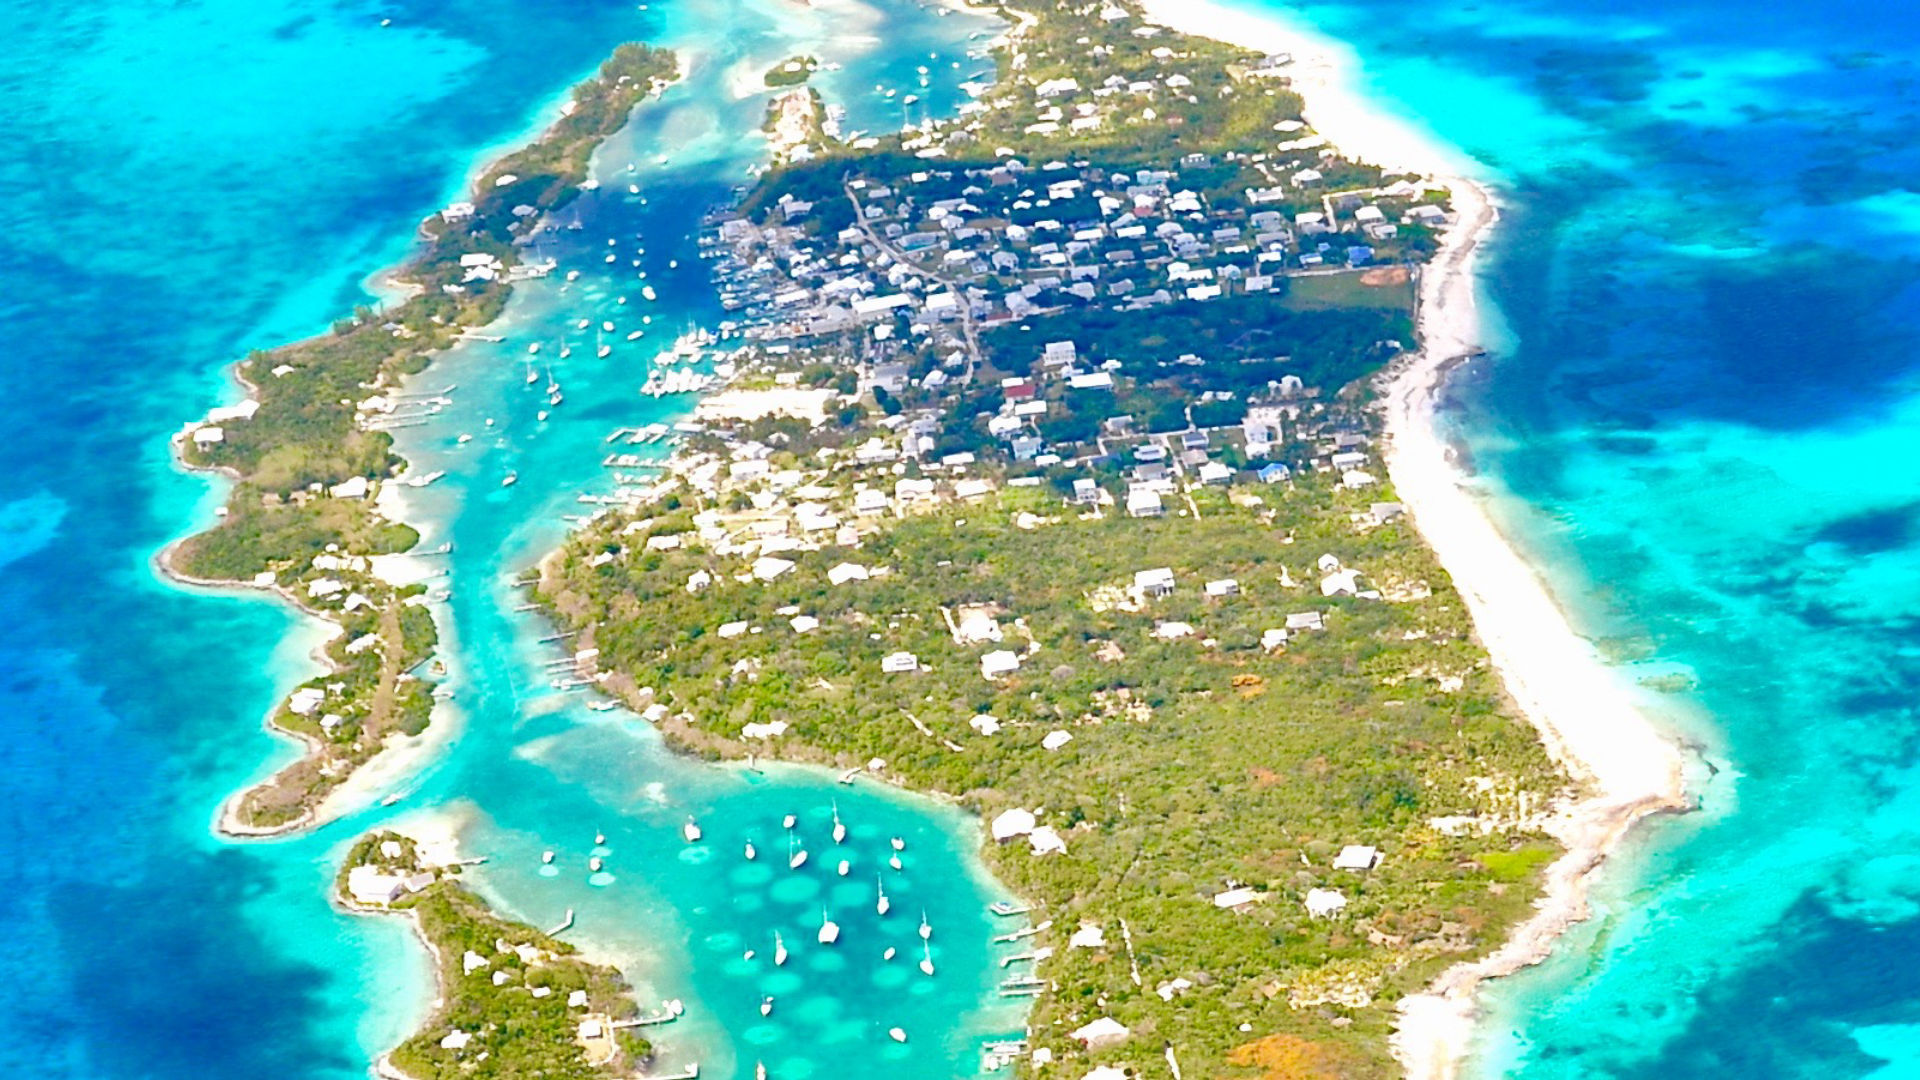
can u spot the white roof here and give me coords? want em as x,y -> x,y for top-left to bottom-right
790,615 -> 820,634
1068,923 -> 1107,948
751,556 -> 796,581
718,620 -> 750,638
1029,825 -> 1068,855
991,807 -> 1036,840
1305,887 -> 1349,917
969,713 -> 1002,735
1134,567 -> 1175,589
1070,1017 -> 1130,1046
881,651 -> 920,673
981,649 -> 1021,678
1333,844 -> 1381,871
828,562 -> 871,585
1213,886 -> 1259,908
1042,729 -> 1073,751
439,1030 -> 473,1051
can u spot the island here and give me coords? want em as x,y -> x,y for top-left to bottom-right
529,2 -> 1578,1076
165,42 -> 680,835
764,54 -> 821,88
337,831 -> 668,1080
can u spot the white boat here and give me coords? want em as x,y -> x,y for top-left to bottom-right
589,856 -> 603,872
501,472 -> 518,488
566,269 -> 580,282
456,433 -> 473,444
837,860 -> 850,876
760,996 -> 774,1017
602,320 -> 615,333
889,1027 -> 907,1044
683,818 -> 702,843
542,850 -> 555,864
594,832 -> 606,845
744,839 -> 756,861
773,932 -> 788,966
642,284 -> 658,301
832,802 -> 847,844
889,853 -> 902,871
527,342 -> 540,355
883,946 -> 897,961
891,837 -> 906,852
919,912 -> 932,941
876,877 -> 890,916
788,834 -> 808,870
756,1065 -> 767,1080
783,814 -> 797,829
576,318 -> 590,330
525,367 -> 540,386
743,949 -> 755,960
919,942 -> 935,976
818,910 -> 840,945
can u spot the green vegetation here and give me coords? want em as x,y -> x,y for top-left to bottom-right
764,54 -> 820,87
338,833 -> 650,1080
538,470 -> 1565,1076
172,41 -> 678,833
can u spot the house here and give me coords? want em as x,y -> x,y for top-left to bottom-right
1205,578 -> 1240,598
827,562 -> 871,585
1196,461 -> 1234,485
1305,888 -> 1348,918
288,687 -> 326,716
881,651 -> 921,673
1134,567 -> 1176,597
1042,729 -> 1073,751
1333,845 -> 1381,871
1029,826 -> 1068,855
991,807 -> 1037,840
981,650 -> 1022,679
1321,569 -> 1362,597
1126,488 -> 1164,518
1213,886 -> 1261,910
1369,502 -> 1405,525
1072,478 -> 1101,504
1153,621 -> 1195,640
751,556 -> 796,582
1260,628 -> 1289,650
956,609 -> 1003,643
1070,1017 -> 1131,1049
329,476 -> 370,500
790,615 -> 820,634
854,489 -> 890,516
1285,611 -> 1326,632
346,865 -> 407,905
1257,463 -> 1292,484
1069,923 -> 1107,949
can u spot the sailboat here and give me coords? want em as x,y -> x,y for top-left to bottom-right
524,365 -> 540,386
744,839 -> 757,861
883,946 -> 897,961
891,837 -> 906,851
596,331 -> 611,359
919,941 -> 935,976
682,817 -> 702,843
889,1027 -> 907,1043
919,911 -> 933,941
773,931 -> 788,966
783,813 -> 797,829
876,877 -> 890,916
788,832 -> 808,870
837,860 -> 850,877
889,852 -> 903,871
818,908 -> 840,945
760,996 -> 774,1017
558,335 -> 571,359
527,341 -> 541,355
832,802 -> 847,844
756,1064 -> 767,1080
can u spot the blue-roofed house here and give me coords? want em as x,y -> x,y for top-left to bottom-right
1258,462 -> 1293,484
1346,245 -> 1375,267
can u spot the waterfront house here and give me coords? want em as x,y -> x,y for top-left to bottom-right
346,865 -> 407,906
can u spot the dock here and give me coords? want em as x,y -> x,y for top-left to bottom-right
999,952 -> 1036,968
546,909 -> 574,936
992,919 -> 1049,944
641,1066 -> 699,1080
837,767 -> 861,785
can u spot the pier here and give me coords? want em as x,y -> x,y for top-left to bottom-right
992,919 -> 1049,944
546,909 -> 574,936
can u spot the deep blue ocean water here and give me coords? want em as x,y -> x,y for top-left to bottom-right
9,0 -> 1920,1075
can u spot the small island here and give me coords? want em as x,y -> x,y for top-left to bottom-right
338,832 -> 663,1079
166,42 -> 679,835
763,54 -> 820,88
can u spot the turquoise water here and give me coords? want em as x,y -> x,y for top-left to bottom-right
0,0 -> 1020,1076
1216,0 -> 1920,1074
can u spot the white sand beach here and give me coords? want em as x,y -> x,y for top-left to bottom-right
1134,1 -> 1692,1075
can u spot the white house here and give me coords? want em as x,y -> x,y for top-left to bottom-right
991,807 -> 1037,840
1305,888 -> 1349,918
981,650 -> 1022,679
1333,844 -> 1381,871
1042,729 -> 1073,751
881,651 -> 920,673
1070,1017 -> 1130,1049
1133,567 -> 1176,597
346,865 -> 407,905
828,562 -> 871,585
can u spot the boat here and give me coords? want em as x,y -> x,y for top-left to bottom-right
818,909 -> 840,945
456,433 -> 473,444
773,931 -> 788,966
919,912 -> 932,941
788,833 -> 808,870
595,832 -> 606,845
760,996 -> 774,1017
542,850 -> 555,864
742,949 -> 755,960
744,839 -> 756,861
883,946 -> 897,961
380,792 -> 404,807
889,853 -> 902,871
756,1065 -> 767,1080
832,802 -> 847,844
891,837 -> 906,851
527,342 -> 541,355
836,860 -> 850,876
589,856 -> 603,872
919,942 -> 935,976
889,1028 -> 907,1044
566,269 -> 581,281
783,813 -> 796,829
989,901 -> 1031,917
876,877 -> 890,916
501,472 -> 518,488
525,367 -> 540,386
642,284 -> 658,301
683,817 -> 702,843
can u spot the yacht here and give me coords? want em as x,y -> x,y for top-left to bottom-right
773,932 -> 788,966
832,802 -> 847,844
760,996 -> 774,1017
919,942 -> 935,976
919,912 -> 932,941
682,817 -> 702,843
837,860 -> 850,877
788,833 -> 808,870
876,877 -> 890,916
744,839 -> 756,861
818,910 -> 840,945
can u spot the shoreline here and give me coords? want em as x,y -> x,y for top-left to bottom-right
1131,1 -> 1692,1076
